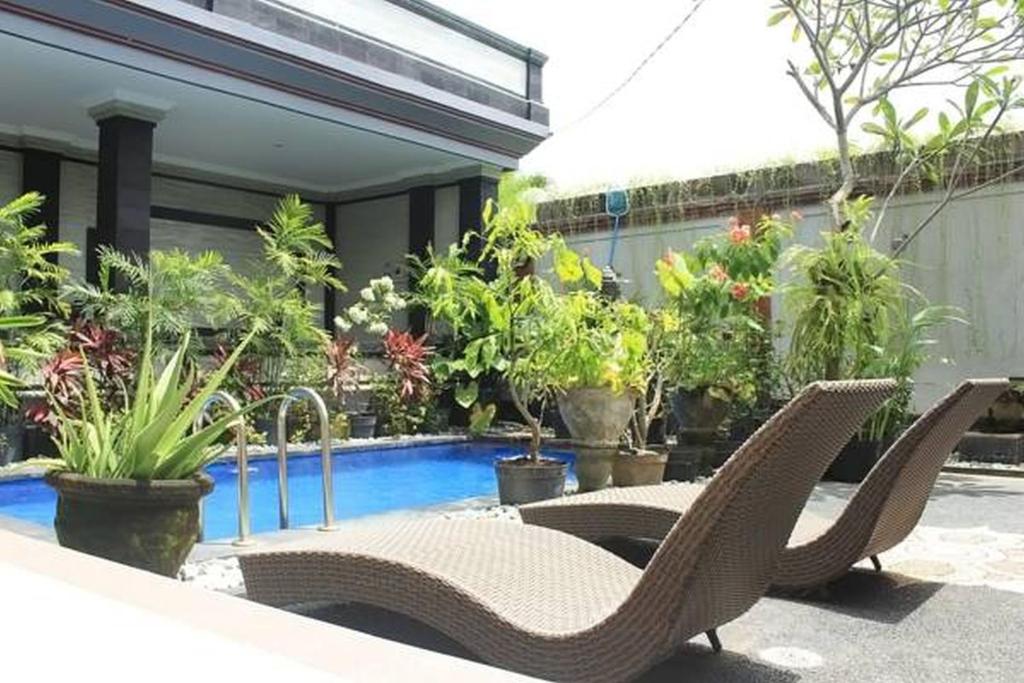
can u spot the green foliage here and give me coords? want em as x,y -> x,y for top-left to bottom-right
656,214 -> 792,404
231,195 -> 343,387
784,200 -> 905,383
411,173 -> 563,460
65,247 -> 239,354
39,313 -> 271,480
545,291 -> 649,394
0,192 -> 76,403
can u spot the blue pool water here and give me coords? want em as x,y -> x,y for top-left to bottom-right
0,442 -> 575,541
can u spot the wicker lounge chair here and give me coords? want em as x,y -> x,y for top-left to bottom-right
521,379 -> 1007,591
240,380 -> 892,683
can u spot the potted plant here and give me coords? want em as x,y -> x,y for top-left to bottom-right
32,314 -> 269,576
411,175 -> 567,504
784,198 -> 959,482
616,309 -> 673,487
547,278 -> 649,491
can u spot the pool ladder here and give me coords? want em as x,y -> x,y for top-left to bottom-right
277,386 -> 338,532
194,391 -> 253,547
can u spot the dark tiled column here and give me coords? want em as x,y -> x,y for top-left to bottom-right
407,186 -> 435,336
458,175 -> 498,268
20,149 -> 61,261
90,113 -> 159,283
323,202 -> 339,331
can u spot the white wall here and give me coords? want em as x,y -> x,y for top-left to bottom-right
335,194 -> 410,332
558,184 -> 1024,410
433,184 -> 460,252
59,160 -> 96,281
0,150 -> 21,203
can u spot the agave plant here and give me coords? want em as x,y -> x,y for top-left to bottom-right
38,312 -> 271,480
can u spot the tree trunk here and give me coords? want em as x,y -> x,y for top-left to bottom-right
508,382 -> 541,462
830,125 -> 856,230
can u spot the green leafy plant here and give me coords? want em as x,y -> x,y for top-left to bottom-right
0,192 -> 76,403
545,290 -> 649,394
656,213 -> 792,405
411,175 -> 563,461
37,314 -> 270,480
65,248 -> 239,354
232,195 -> 344,390
784,199 -> 905,384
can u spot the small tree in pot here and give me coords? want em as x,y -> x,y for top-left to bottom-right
546,285 -> 649,491
412,176 -> 566,504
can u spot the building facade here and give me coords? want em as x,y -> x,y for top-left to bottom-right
0,0 -> 549,328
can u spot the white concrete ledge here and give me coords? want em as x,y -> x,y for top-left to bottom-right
0,530 -> 538,682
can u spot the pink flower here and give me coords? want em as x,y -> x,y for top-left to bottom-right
727,215 -> 739,227
729,223 -> 752,245
731,282 -> 750,301
709,263 -> 729,283
790,209 -> 805,222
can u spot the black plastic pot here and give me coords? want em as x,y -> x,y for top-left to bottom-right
670,387 -> 730,438
824,437 -> 886,483
664,444 -> 706,482
347,412 -> 378,439
494,456 -> 567,505
45,471 -> 214,577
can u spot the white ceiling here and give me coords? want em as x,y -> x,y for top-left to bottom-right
0,33 -> 479,195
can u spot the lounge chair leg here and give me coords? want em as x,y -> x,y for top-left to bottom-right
870,555 -> 882,573
705,629 -> 722,653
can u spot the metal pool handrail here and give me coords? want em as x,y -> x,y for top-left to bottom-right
193,390 -> 254,547
277,387 -> 338,532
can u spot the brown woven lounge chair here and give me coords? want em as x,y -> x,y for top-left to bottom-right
240,380 -> 893,683
521,379 -> 1007,592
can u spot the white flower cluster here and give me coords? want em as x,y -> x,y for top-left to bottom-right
334,275 -> 408,336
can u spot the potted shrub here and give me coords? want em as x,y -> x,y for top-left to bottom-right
547,281 -> 649,491
656,214 -> 790,474
616,309 -> 673,487
34,315 -> 269,576
370,329 -> 435,436
785,198 -> 960,482
411,175 -> 568,504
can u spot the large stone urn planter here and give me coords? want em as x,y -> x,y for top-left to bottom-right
495,457 -> 567,505
557,387 -> 636,442
44,471 -> 214,577
571,441 -> 618,492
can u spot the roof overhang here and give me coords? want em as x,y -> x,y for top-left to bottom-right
0,0 -> 550,174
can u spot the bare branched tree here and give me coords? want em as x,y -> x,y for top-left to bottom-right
772,0 -> 1024,251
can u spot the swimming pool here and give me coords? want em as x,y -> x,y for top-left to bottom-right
0,441 -> 575,541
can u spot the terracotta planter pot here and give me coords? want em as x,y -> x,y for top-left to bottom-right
613,449 -> 668,487
494,456 -> 567,505
556,387 -> 636,443
45,471 -> 214,577
570,441 -> 617,492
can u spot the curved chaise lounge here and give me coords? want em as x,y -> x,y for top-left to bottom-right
240,380 -> 893,683
521,379 -> 1007,591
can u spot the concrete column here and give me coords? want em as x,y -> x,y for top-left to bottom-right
323,202 -> 339,331
87,98 -> 168,283
458,175 -> 498,267
407,186 -> 435,336
20,149 -> 61,260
